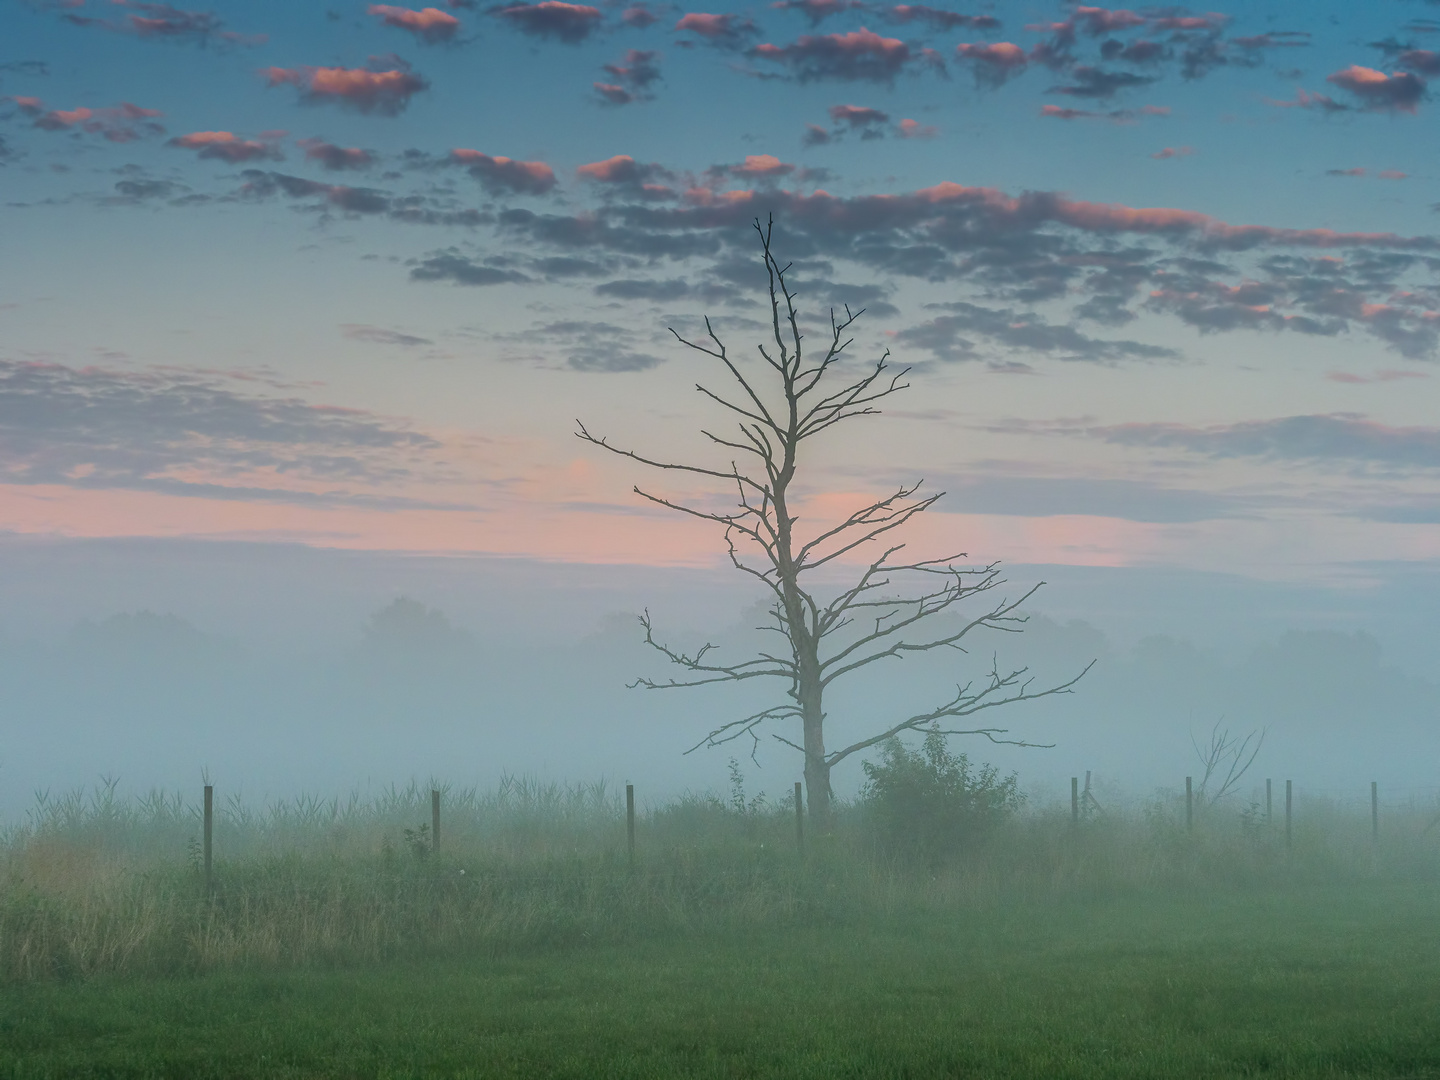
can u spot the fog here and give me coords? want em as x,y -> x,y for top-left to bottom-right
3,534 -> 1438,821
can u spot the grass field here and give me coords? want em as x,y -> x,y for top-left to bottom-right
3,776 -> 1440,1077
4,883 -> 1440,1078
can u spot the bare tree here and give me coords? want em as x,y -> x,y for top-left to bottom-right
1191,719 -> 1265,808
577,217 -> 1092,822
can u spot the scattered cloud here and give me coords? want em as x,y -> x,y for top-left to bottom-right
0,356 -> 439,498
1151,145 -> 1193,160
409,250 -> 531,285
299,138 -> 375,170
1267,87 -> 1348,113
494,1 -> 603,43
770,0 -> 864,27
1397,49 -> 1440,76
620,3 -> 659,27
450,148 -> 557,194
752,27 -> 918,83
595,277 -> 690,301
594,48 -> 661,105
955,41 -> 1027,86
1040,103 -> 1169,122
368,5 -> 462,43
896,301 -> 1179,364
262,65 -> 429,115
1326,65 -> 1426,113
52,0 -> 265,48
1327,369 -> 1428,384
830,102 -> 889,128
896,117 -> 937,138
884,5 -> 999,31
675,12 -> 759,48
1048,64 -> 1157,99
520,319 -> 665,371
169,130 -> 283,163
14,97 -> 164,142
576,154 -> 675,198
236,169 -> 395,215
1094,414 -> 1440,470
341,324 -> 434,346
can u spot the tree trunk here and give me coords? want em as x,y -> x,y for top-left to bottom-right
797,642 -> 831,825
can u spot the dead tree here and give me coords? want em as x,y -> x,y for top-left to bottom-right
1191,719 -> 1265,808
577,217 -> 1092,822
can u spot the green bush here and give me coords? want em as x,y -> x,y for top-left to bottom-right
861,729 -> 1022,864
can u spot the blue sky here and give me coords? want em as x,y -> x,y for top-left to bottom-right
2,0 -> 1439,583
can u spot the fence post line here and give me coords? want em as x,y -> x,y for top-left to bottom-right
431,788 -> 440,855
1285,779 -> 1293,851
626,783 -> 635,867
1071,777 -> 1079,826
794,781 -> 804,857
1266,778 -> 1272,826
1371,781 -> 1379,844
203,783 -> 214,898
1185,775 -> 1193,832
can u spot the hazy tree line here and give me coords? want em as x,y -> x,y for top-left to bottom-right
1,594 -> 1435,821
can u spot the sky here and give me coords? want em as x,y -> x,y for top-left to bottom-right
2,0 -> 1439,806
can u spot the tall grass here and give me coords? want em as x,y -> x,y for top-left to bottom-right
3,774 -> 1438,983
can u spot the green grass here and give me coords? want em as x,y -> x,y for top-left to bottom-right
4,883 -> 1440,1079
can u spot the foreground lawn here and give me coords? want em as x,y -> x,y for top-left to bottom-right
3,883 -> 1439,1079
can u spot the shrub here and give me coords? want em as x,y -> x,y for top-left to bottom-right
861,729 -> 1022,865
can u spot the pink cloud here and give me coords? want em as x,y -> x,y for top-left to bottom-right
620,3 -> 658,26
262,66 -> 428,115
1377,169 -> 1407,180
577,154 -> 643,182
53,1 -> 267,47
1267,87 -> 1347,112
731,153 -> 794,177
955,41 -> 1027,85
594,83 -> 634,104
675,12 -> 757,45
23,99 -> 164,142
896,117 -> 937,138
299,138 -> 375,170
495,2 -> 603,42
169,130 -> 283,162
752,27 -> 913,82
577,154 -> 676,196
1326,65 -> 1426,113
367,5 -> 461,42
1151,145 -> 1193,160
1150,13 -> 1227,31
828,103 -> 889,127
1071,6 -> 1147,34
450,148 -> 557,194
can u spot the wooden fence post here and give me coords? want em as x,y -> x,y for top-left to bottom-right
795,781 -> 804,857
626,783 -> 635,867
431,788 -> 440,855
1071,777 -> 1079,826
1185,775 -> 1193,832
203,783 -> 214,898
1371,781 -> 1378,844
1285,779 -> 1293,851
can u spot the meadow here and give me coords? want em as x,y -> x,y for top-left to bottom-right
3,769 -> 1440,1078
